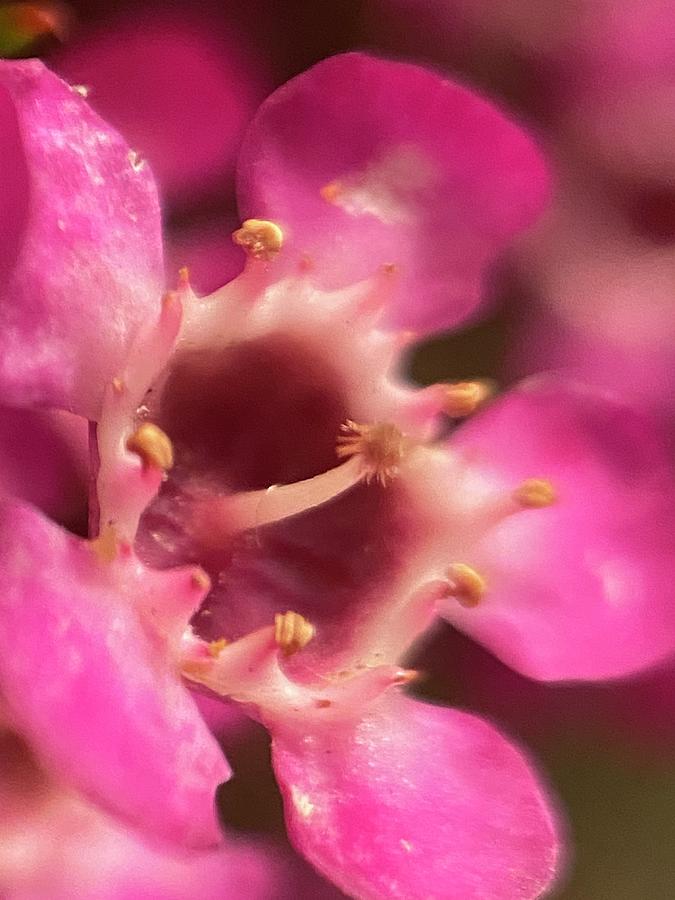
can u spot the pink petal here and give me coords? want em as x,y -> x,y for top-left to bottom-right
271,691 -> 560,899
0,727 -> 293,900
0,59 -> 164,418
444,377 -> 675,680
0,500 -> 230,848
237,52 -> 549,335
52,9 -> 270,205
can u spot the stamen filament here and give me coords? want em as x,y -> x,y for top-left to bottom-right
195,454 -> 365,539
190,421 -> 409,543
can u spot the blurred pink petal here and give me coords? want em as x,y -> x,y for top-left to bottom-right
443,378 -> 675,680
366,0 -> 675,110
510,165 -> 675,419
52,8 -> 270,206
237,52 -> 549,335
271,691 -> 560,900
0,731 -> 291,900
0,500 -> 230,848
0,59 -> 164,418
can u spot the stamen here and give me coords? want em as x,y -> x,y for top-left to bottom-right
274,611 -> 315,656
445,563 -> 486,608
126,423 -> 174,471
192,421 -> 409,538
443,380 -> 494,418
513,478 -> 557,509
336,420 -> 409,486
232,219 -> 284,260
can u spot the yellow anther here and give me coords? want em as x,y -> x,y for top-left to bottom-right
208,638 -> 229,658
446,563 -> 486,609
126,422 -> 174,471
89,524 -> 119,564
336,420 -> 409,486
177,265 -> 190,287
111,376 -> 125,395
443,380 -> 494,418
320,180 -> 342,203
232,219 -> 284,260
274,611 -> 315,656
513,478 -> 557,509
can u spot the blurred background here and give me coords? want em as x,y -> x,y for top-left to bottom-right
3,1 -> 675,897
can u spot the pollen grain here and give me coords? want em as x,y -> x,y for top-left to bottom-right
232,219 -> 284,260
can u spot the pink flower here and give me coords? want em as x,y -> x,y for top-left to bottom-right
1,50 -> 674,897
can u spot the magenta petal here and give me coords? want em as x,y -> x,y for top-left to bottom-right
238,52 -> 549,335
0,501 -> 229,847
446,377 -> 675,680
271,692 -> 560,899
0,60 -> 164,418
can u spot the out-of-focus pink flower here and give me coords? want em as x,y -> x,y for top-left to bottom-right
51,6 -> 271,207
2,49 -> 674,897
507,165 -> 675,422
365,0 -> 675,114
